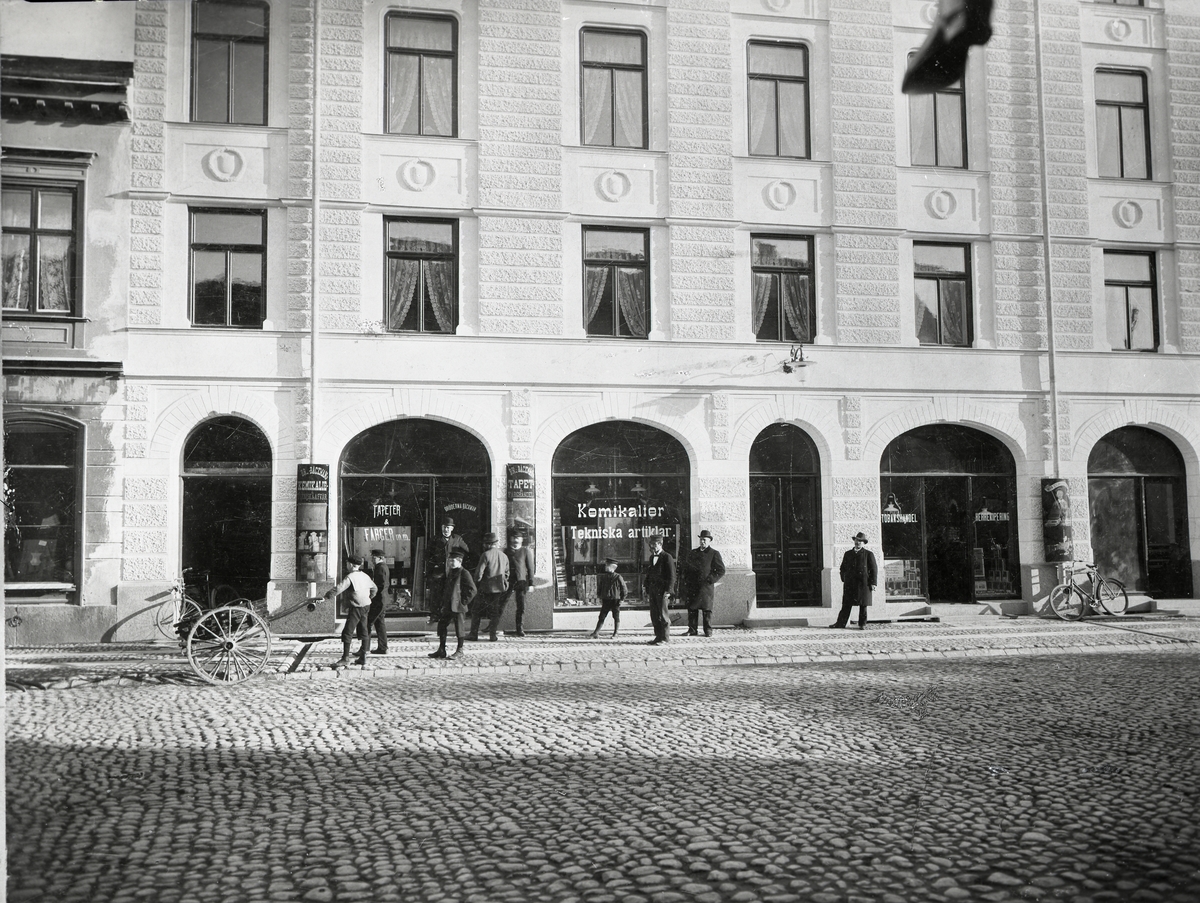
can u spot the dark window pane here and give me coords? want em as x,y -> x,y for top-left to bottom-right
1096,105 -> 1121,177
915,278 -> 939,344
935,92 -> 964,167
1104,252 -> 1151,282
1096,71 -> 1144,104
37,235 -> 72,311
612,69 -> 644,148
1088,426 -> 1183,475
387,15 -> 454,52
940,280 -> 967,345
4,423 -> 76,465
422,56 -> 454,136
584,230 -> 645,262
229,252 -> 263,326
2,188 -> 33,229
881,424 -> 1015,475
193,250 -> 227,324
2,234 -> 32,310
37,191 -> 74,231
194,39 -> 230,122
748,43 -> 806,78
777,80 -> 808,157
387,54 -> 421,135
194,212 -> 262,245
910,93 -> 936,165
195,1 -> 266,37
748,79 -> 777,156
749,423 -> 817,473
232,41 -> 266,125
387,221 -> 454,254
1121,109 -> 1148,179
582,31 -> 643,66
914,244 -> 966,274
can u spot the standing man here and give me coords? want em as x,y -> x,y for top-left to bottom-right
833,531 -> 877,629
426,516 -> 469,609
470,532 -> 510,641
428,549 -> 476,660
643,534 -> 676,646
499,529 -> 536,637
681,529 -> 725,637
367,549 -> 390,655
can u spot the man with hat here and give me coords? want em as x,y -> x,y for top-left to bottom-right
429,548 -> 476,659
367,548 -> 390,655
681,529 -> 725,637
426,516 -> 469,612
470,531 -> 510,641
833,532 -> 877,629
589,556 -> 628,639
642,534 -> 676,645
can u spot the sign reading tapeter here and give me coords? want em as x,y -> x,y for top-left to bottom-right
506,463 -> 536,548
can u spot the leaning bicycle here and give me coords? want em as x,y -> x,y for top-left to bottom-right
1048,561 -> 1128,621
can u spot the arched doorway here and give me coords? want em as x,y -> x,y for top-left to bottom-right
181,416 -> 272,603
339,419 -> 490,615
1088,426 -> 1192,598
749,423 -> 821,606
880,424 -> 1019,603
552,421 -> 690,607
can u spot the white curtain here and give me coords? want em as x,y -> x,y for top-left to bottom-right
781,274 -> 809,341
581,69 -> 610,145
388,55 -> 419,134
423,57 -> 453,136
387,259 -> 420,328
616,268 -> 647,338
612,70 -> 642,147
422,259 -> 455,332
752,273 -> 773,335
748,79 -> 774,155
584,266 -> 608,328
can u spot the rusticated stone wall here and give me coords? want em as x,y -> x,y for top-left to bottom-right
669,226 -> 736,341
478,217 -> 564,336
128,0 -> 167,327
1167,9 -> 1200,353
832,233 -> 900,345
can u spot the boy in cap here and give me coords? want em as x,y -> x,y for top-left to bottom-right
430,548 -> 476,659
323,555 -> 377,669
470,531 -> 510,641
589,557 -> 627,639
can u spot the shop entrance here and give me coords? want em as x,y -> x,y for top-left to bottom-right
880,425 -> 1019,603
340,420 -> 490,616
1088,426 -> 1192,598
181,417 -> 272,604
749,424 -> 821,606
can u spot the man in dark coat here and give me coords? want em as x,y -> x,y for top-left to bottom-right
429,549 -> 476,660
498,529 -> 536,637
367,549 -> 390,654
643,534 -> 676,645
426,516 -> 469,609
470,532 -> 510,642
833,532 -> 878,629
681,529 -> 725,637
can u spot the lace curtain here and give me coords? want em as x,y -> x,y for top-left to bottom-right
422,259 -> 455,332
584,266 -> 608,327
388,55 -> 419,133
387,259 -> 420,328
751,273 -> 772,335
581,69 -> 610,145
423,57 -> 453,136
781,274 -> 809,341
612,70 -> 642,147
748,80 -> 774,156
616,268 -> 647,338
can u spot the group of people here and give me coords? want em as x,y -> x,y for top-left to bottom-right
324,519 -> 880,667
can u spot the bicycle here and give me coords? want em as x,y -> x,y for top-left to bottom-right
154,569 -> 242,641
1048,561 -> 1128,621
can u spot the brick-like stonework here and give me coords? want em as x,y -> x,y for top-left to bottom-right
478,217 -> 564,336
508,388 -> 533,461
1167,11 -> 1200,352
669,226 -> 736,341
1037,3 -> 1089,239
840,396 -> 862,460
128,1 -> 167,326
319,207 -> 362,328
833,233 -> 899,345
317,0 -> 363,203
993,240 -> 1047,350
987,0 -> 1041,238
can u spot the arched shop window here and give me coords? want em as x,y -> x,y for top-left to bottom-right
1089,426 -> 1191,598
749,423 -> 822,607
880,424 -> 1019,603
340,419 -> 490,615
3,417 -> 82,602
552,421 -> 689,607
182,416 -> 273,603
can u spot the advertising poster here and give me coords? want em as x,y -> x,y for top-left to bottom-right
296,463 -> 329,582
506,463 -> 536,550
1041,478 -> 1073,563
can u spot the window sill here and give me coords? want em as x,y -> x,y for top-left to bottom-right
2,313 -> 89,323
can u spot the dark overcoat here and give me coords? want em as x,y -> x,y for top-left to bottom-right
839,547 -> 878,606
643,550 -> 676,599
682,546 -> 726,612
428,533 -> 470,576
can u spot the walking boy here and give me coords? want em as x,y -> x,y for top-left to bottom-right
589,557 -> 627,638
429,549 -> 476,659
324,555 -> 376,669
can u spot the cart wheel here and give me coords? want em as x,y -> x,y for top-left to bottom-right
187,606 -> 272,684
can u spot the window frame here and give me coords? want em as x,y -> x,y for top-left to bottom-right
913,242 -> 974,348
384,11 -> 459,138
1,178 -> 83,317
382,216 -> 459,335
750,233 -> 816,343
1103,250 -> 1158,351
907,52 -> 967,169
1095,68 -> 1151,180
3,414 -> 84,602
187,207 -> 268,329
190,0 -> 270,126
582,225 -> 651,339
746,40 -> 810,160
579,27 -> 649,150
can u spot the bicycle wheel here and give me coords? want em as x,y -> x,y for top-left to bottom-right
187,606 -> 272,685
154,598 -> 179,640
210,583 -> 242,608
1097,577 -> 1128,616
1049,583 -> 1086,621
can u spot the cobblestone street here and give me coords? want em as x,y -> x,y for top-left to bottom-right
7,623 -> 1200,903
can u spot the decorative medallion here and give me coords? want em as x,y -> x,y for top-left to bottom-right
1105,18 -> 1132,42
1114,199 -> 1143,229
595,170 -> 632,202
202,147 -> 245,182
398,159 -> 436,191
921,2 -> 939,25
763,180 -> 797,211
925,189 -> 957,220
763,0 -> 790,10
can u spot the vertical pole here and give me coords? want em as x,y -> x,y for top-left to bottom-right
309,0 -> 321,466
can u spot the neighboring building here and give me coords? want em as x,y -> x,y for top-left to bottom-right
3,0 -> 1198,645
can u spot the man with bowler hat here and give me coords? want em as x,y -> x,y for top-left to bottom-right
499,529 -> 536,637
643,534 -> 676,645
833,532 -> 877,629
681,529 -> 725,637
470,531 -> 510,641
429,548 -> 475,659
426,516 -> 469,606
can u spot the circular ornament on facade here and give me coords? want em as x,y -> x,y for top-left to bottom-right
921,2 -> 939,25
763,180 -> 797,211
1114,199 -> 1143,229
202,147 -> 245,182
595,170 -> 632,202
398,159 -> 436,191
925,189 -> 957,220
1105,18 -> 1132,42
763,0 -> 791,10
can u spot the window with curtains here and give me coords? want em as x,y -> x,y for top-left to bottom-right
580,29 -> 647,149
385,13 -> 456,137
914,243 -> 972,347
747,42 -> 809,159
1104,251 -> 1157,351
583,227 -> 649,338
191,0 -> 268,126
751,235 -> 814,343
384,218 -> 458,334
908,54 -> 965,168
189,208 -> 266,328
2,181 -> 79,315
1096,69 -> 1150,179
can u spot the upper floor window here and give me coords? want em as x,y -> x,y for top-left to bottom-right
386,13 -> 457,137
1096,69 -> 1149,179
752,235 -> 814,342
580,29 -> 647,149
192,0 -> 269,126
1104,251 -> 1157,351
914,243 -> 972,347
583,227 -> 649,338
2,182 -> 79,315
3,418 -> 81,599
385,218 -> 457,334
747,42 -> 809,159
908,54 -> 965,168
190,209 -> 266,328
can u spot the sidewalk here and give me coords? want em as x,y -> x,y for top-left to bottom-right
7,609 -> 1199,690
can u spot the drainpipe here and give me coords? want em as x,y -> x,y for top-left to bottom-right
309,0 -> 321,465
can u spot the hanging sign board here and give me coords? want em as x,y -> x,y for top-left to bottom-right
297,464 -> 329,582
506,463 -> 536,549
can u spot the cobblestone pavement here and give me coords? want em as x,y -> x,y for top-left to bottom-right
7,636 -> 1200,903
